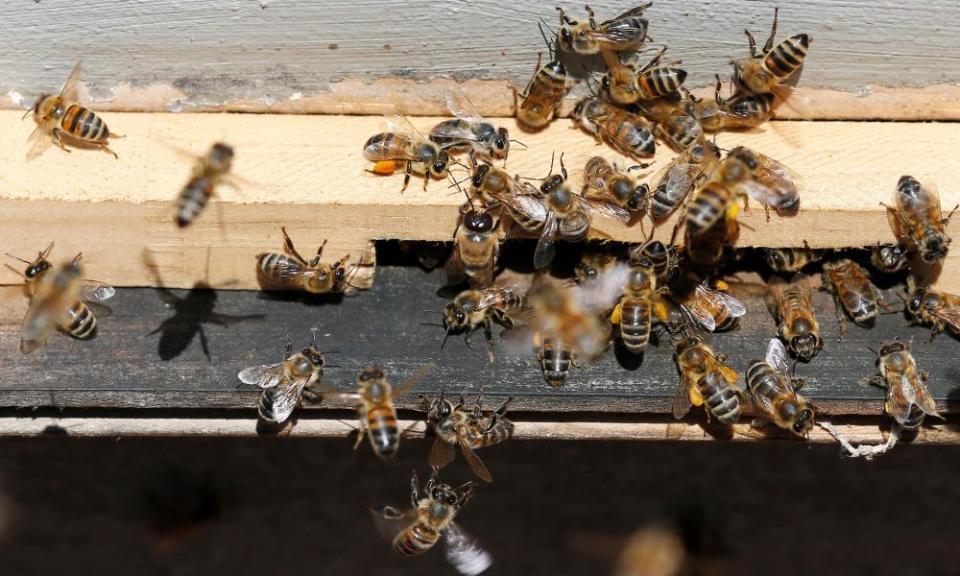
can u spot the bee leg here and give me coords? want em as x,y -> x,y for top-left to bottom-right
483,319 -> 496,363
762,7 -> 780,54
833,296 -> 846,342
861,374 -> 886,389
926,323 -> 942,344
52,131 -> 72,153
401,161 -> 412,193
744,29 -> 759,58
284,335 -> 294,360
944,203 -> 960,224
352,422 -> 367,450
585,4 -> 597,29
410,470 -> 421,507
98,143 -> 119,159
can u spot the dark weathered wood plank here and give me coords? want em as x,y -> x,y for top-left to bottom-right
0,265 -> 957,415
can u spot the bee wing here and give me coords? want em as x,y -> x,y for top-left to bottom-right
930,306 -> 960,334
80,280 -> 116,302
25,121 -> 55,162
581,196 -> 631,224
888,375 -> 917,426
445,93 -> 485,124
260,377 -> 310,424
672,375 -> 694,420
428,436 -> 457,469
370,505 -> 417,543
912,377 -> 941,418
608,3 -> 653,20
533,210 -> 559,270
765,338 -> 791,378
739,179 -> 779,209
392,362 -> 437,397
385,114 -> 428,141
755,152 -> 804,193
237,363 -> 285,389
430,121 -> 480,143
695,284 -> 746,318
59,62 -> 84,100
20,289 -> 72,354
457,435 -> 493,483
444,522 -> 493,576
680,301 -> 716,332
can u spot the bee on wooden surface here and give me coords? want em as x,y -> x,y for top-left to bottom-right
363,116 -> 453,191
556,4 -> 652,55
441,286 -> 528,361
25,63 -> 120,160
373,469 -> 491,576
821,259 -> 884,339
745,338 -> 815,436
610,264 -> 668,354
628,240 -> 681,286
533,154 -> 631,269
678,282 -> 747,333
423,392 -> 514,483
672,334 -> 743,424
727,146 -> 802,217
732,8 -> 811,97
905,277 -> 960,339
513,24 -> 573,131
175,142 -> 235,227
575,245 -> 619,284
237,335 -> 325,426
322,364 -> 435,460
865,340 -> 942,430
449,204 -> 501,288
649,141 -> 719,224
634,95 -> 705,153
430,94 -> 513,163
766,273 -> 822,362
600,47 -> 687,106
574,97 -> 656,160
692,76 -> 774,132
882,175 -> 956,265
870,242 -> 910,275
8,247 -> 115,354
255,227 -> 372,295
761,244 -> 821,274
582,156 -> 650,214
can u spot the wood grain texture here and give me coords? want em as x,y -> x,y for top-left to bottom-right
3,1 -> 960,119
3,111 -> 960,290
1,267 -> 958,419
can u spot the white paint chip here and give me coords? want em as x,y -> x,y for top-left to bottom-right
6,90 -> 23,106
289,92 -> 303,101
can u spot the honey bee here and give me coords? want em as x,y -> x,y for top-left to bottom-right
678,283 -> 747,333
175,142 -> 235,227
574,97 -> 656,160
882,175 -> 956,265
600,47 -> 687,106
634,96 -> 705,153
610,264 -> 669,353
866,340 -> 942,430
363,116 -> 452,191
582,156 -> 650,214
538,329 -> 576,387
430,94 -> 512,162
672,334 -> 743,424
628,240 -> 681,286
449,204 -> 500,288
905,276 -> 960,339
684,217 -> 738,280
25,63 -> 120,160
692,76 -> 774,132
870,242 -> 910,274
9,246 -> 115,354
533,154 -> 631,269
732,8 -> 811,97
321,364 -> 435,460
237,335 -> 325,426
745,338 -> 815,436
441,286 -> 528,360
766,274 -> 823,362
556,4 -> 652,55
423,392 -> 514,482
373,469 -> 491,576
649,142 -> 719,224
821,259 -> 884,338
256,227 -> 371,295
761,244 -> 821,274
513,25 -> 573,131
575,245 -> 619,284
728,146 -> 802,217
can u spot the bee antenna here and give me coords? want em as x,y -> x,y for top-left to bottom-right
4,253 -> 31,265
509,139 -> 528,149
537,19 -> 556,56
420,322 -> 446,328
865,346 -> 880,356
441,329 -> 453,350
4,263 -> 26,278
447,176 -> 470,189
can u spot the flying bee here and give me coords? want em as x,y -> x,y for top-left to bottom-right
449,204 -> 500,288
441,286 -> 528,361
256,227 -> 371,295
582,156 -> 650,214
237,335 -> 325,426
537,328 -> 576,387
610,264 -> 669,354
821,259 -> 885,339
25,62 -> 120,160
534,154 -> 631,269
600,47 -> 688,106
866,340 -> 943,430
423,392 -> 515,483
692,76 -> 774,132
684,215 -> 737,278
732,8 -> 811,97
882,175 -> 956,265
766,274 -> 823,362
745,338 -> 815,436
363,116 -> 452,191
762,244 -> 821,274
575,245 -> 619,284
514,24 -> 573,131
677,282 -> 747,333
672,334 -> 743,425
870,242 -> 910,274
573,97 -> 656,160
905,276 -> 960,339
430,94 -> 513,163
649,141 -> 719,224
321,364 -> 435,460
373,469 -> 491,576
556,4 -> 651,54
8,246 -> 116,354
628,240 -> 681,286
175,142 -> 235,227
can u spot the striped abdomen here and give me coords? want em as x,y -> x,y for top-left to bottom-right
362,132 -> 415,161
606,114 -> 655,158
394,522 -> 441,556
687,183 -> 730,236
257,386 -> 284,423
429,119 -> 471,147
539,333 -> 572,387
619,298 -> 652,352
64,300 -> 96,339
466,420 -> 514,449
365,402 -> 399,459
745,361 -> 781,403
697,370 -> 741,424
637,66 -> 687,99
659,112 -> 702,152
764,34 -> 810,80
59,103 -> 110,142
899,405 -> 926,430
559,211 -> 590,242
176,176 -> 213,227
778,286 -> 810,321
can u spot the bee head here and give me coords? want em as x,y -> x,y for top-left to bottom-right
209,142 -> 235,172
878,340 -> 908,357
907,288 -> 925,316
627,183 -> 650,212
430,150 -> 450,177
787,404 -> 815,436
302,346 -> 325,368
471,163 -> 490,188
789,332 -> 823,362
441,302 -> 468,332
463,210 -> 495,234
493,127 -> 509,156
358,367 -> 384,382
